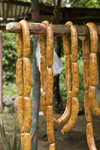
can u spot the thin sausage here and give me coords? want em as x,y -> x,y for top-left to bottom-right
16,34 -> 23,58
63,35 -> 70,55
21,133 -> 24,150
82,36 -> 90,59
47,129 -> 55,144
49,143 -> 55,150
83,59 -> 89,90
47,106 -> 53,131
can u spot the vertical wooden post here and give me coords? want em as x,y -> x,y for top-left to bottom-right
0,33 -> 3,113
31,1 -> 40,150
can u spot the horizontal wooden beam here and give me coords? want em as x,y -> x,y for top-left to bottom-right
6,22 -> 100,37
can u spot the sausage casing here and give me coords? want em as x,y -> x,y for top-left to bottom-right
86,123 -> 97,150
72,63 -> 79,97
65,55 -> 72,91
16,59 -> 23,96
61,97 -> 79,134
84,90 -> 92,122
90,53 -> 97,86
23,58 -> 31,97
20,20 -> 30,58
63,35 -> 70,55
16,34 -> 23,58
83,59 -> 89,90
89,86 -> 100,116
82,36 -> 89,59
49,143 -> 55,150
46,26 -> 54,67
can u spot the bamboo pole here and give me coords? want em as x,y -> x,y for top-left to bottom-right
6,22 -> 100,36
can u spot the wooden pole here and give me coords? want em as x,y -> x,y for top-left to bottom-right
31,0 -> 40,150
6,22 -> 100,37
0,33 -> 3,113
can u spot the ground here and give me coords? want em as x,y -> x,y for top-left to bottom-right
0,112 -> 100,150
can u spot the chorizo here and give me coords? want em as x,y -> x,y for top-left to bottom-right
16,34 -> 23,58
58,91 -> 72,125
46,26 -> 54,67
49,143 -> 55,150
83,59 -> 89,90
72,63 -> 79,97
18,96 -> 24,132
87,22 -> 98,53
84,90 -> 92,122
65,55 -> 72,91
86,123 -> 97,150
46,68 -> 53,106
82,36 -> 90,59
23,58 -> 31,97
61,97 -> 79,134
16,59 -> 23,96
20,20 -> 30,58
90,53 -> 97,86
89,86 -> 100,116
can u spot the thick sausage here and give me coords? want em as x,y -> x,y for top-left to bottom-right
49,143 -> 55,150
61,97 -> 79,134
86,123 -> 97,150
65,55 -> 72,91
63,35 -> 70,55
16,34 -> 23,58
90,53 -> 97,86
20,20 -> 30,58
47,106 -> 53,131
24,133 -> 31,150
84,90 -> 92,122
82,36 -> 90,59
39,35 -> 46,56
83,59 -> 89,90
87,22 -> 98,53
16,59 -> 23,96
47,129 -> 55,144
23,58 -> 31,97
46,68 -> 53,105
89,86 -> 100,116
58,91 -> 72,125
21,133 -> 24,150
46,26 -> 54,67
72,63 -> 79,97
18,96 -> 24,132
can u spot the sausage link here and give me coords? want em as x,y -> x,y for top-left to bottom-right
21,133 -> 24,150
40,56 -> 46,91
47,129 -> 55,144
20,20 -> 30,57
82,36 -> 90,59
23,58 -> 31,97
24,97 -> 32,133
58,91 -> 72,125
90,53 -> 97,86
87,22 -> 98,53
46,68 -> 53,105
84,90 -> 92,122
47,106 -> 53,131
49,143 -> 55,150
89,86 -> 100,116
16,34 -> 23,58
39,36 -> 46,56
72,63 -> 79,97
61,97 -> 79,134
83,59 -> 90,90
63,35 -> 70,55
21,133 -> 31,150
18,96 -> 24,132
65,55 -> 72,91
46,26 -> 54,67
86,123 -> 97,150
16,59 -> 23,96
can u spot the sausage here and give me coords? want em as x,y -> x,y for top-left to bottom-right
65,55 -> 72,91
83,59 -> 89,90
47,129 -> 55,144
24,133 -> 31,150
58,91 -> 72,125
20,20 -> 30,58
47,106 -> 53,131
84,90 -> 92,122
46,26 -> 54,67
40,56 -> 46,91
23,58 -> 31,97
16,59 -> 23,96
49,143 -> 55,150
63,35 -> 70,55
39,35 -> 46,56
41,92 -> 58,125
16,34 -> 23,58
46,68 -> 53,105
18,96 -> 24,132
24,97 -> 32,133
21,133 -> 24,150
61,97 -> 79,134
90,53 -> 97,86
82,36 -> 90,59
72,63 -> 79,97
87,22 -> 98,53
86,123 -> 97,150
89,86 -> 100,116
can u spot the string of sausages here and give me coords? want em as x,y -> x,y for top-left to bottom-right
16,20 -> 32,150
